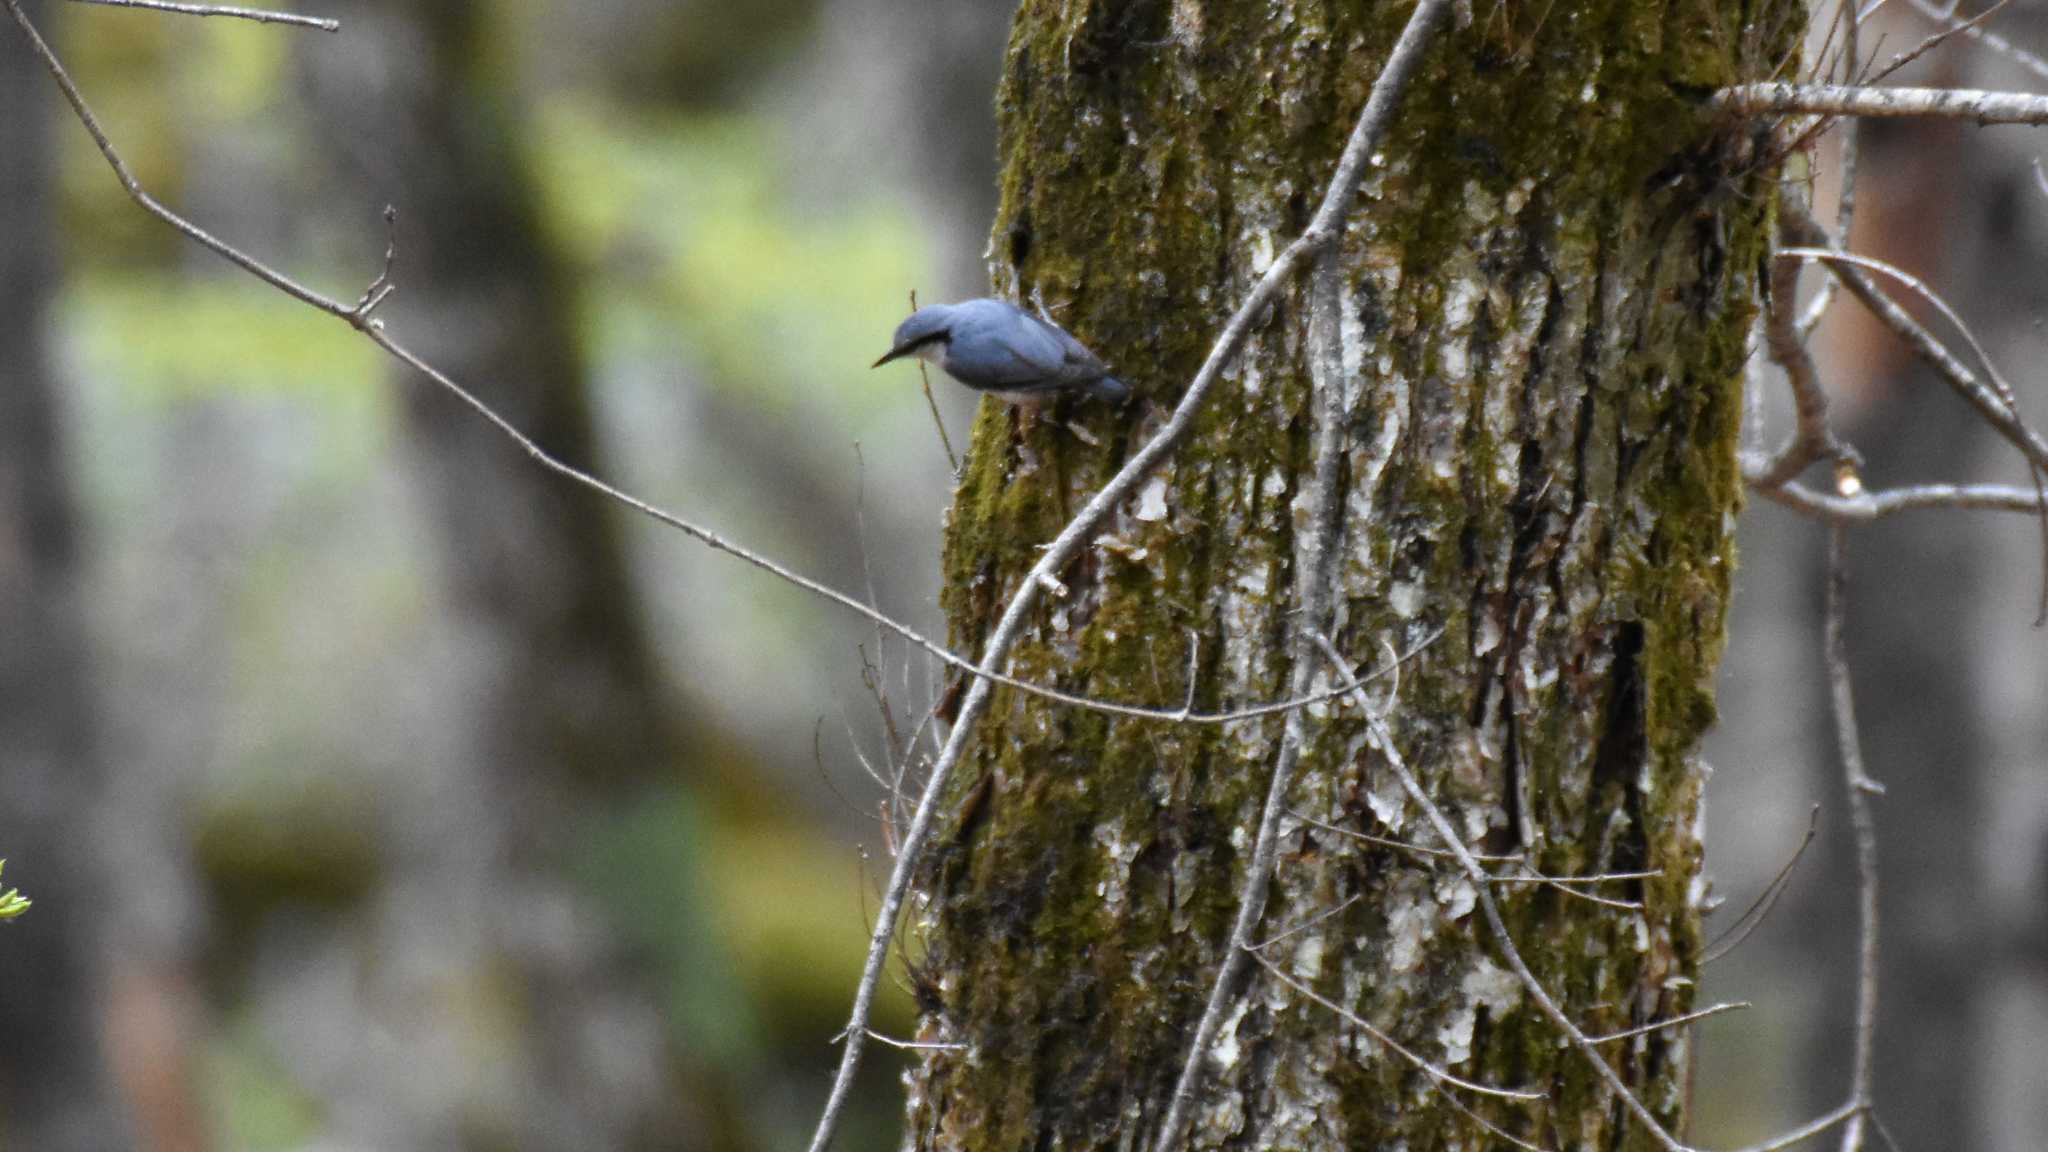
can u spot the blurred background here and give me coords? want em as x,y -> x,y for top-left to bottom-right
0,1 -> 2042,1150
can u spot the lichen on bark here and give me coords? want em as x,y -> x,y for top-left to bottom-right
910,2 -> 1795,1149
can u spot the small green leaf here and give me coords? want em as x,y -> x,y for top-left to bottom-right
0,860 -> 30,920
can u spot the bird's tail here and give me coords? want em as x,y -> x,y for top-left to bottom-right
1089,376 -> 1132,403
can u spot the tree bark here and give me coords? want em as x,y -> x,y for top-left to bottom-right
910,2 -> 1794,1147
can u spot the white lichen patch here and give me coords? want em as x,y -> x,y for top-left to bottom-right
1439,875 -> 1477,922
1435,999 -> 1481,1067
1287,930 -> 1326,980
1466,955 -> 1523,1016
1366,769 -> 1406,832
1246,226 -> 1278,275
1384,882 -> 1438,973
1210,991 -> 1255,1072
1134,475 -> 1171,522
1239,356 -> 1265,398
1092,819 -> 1137,912
1473,609 -> 1503,658
1387,577 -> 1425,619
1437,274 -> 1485,386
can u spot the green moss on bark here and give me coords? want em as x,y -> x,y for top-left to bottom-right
911,2 -> 1795,1149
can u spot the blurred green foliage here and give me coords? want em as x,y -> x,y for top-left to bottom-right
205,1011 -> 325,1152
531,99 -> 926,410
66,275 -> 382,403
51,4 -> 934,1146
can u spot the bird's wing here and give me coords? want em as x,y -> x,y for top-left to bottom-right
945,336 -> 1068,390
1025,313 -> 1111,380
941,306 -> 1072,390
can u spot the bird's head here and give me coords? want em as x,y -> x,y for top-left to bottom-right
872,305 -> 954,368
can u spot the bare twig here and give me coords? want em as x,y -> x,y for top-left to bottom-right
1777,205 -> 2048,619
904,290 -> 960,475
67,0 -> 337,31
1288,809 -> 1652,909
1703,805 -> 1820,964
1798,0 -> 1864,334
1776,247 -> 2027,431
1246,893 -> 1364,952
1904,0 -> 2048,83
1750,200 -> 1849,487
1823,525 -> 1881,1152
1313,635 -> 1695,1152
1154,247 -> 1360,1152
1715,81 -> 2048,125
1246,949 -> 1546,1102
917,360 -> 959,476
819,6 -> 1453,1150
1760,479 -> 2045,519
1724,1101 -> 1861,1152
850,1028 -> 965,1053
1585,1001 -> 1752,1044
13,0 -> 1434,733
1288,809 -> 1525,863
1867,0 -> 2015,87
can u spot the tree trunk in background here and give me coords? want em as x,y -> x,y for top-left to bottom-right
0,2 -> 127,1146
909,2 -> 1793,1147
299,5 -> 710,1149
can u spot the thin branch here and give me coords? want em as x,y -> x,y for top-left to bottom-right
1256,947 -> 1559,1152
1584,1001 -> 1752,1044
1777,203 -> 2048,620
1313,636 -> 1694,1152
1247,949 -> 1547,1102
1759,479 -> 2045,520
1750,198 -> 1848,488
1248,893 -> 1365,951
1288,809 -> 1650,908
1703,804 -> 1819,964
1724,1101 -> 1861,1152
11,0 -> 353,312
67,0 -> 337,31
849,1028 -> 965,1053
11,0 -> 1427,733
906,287 -> 959,476
1904,0 -> 2048,83
1288,809 -> 1526,864
819,5 -> 1453,1150
1775,247 -> 2028,433
1150,239 -> 1364,1152
1862,0 -> 2015,91
917,359 -> 960,476
1715,81 -> 2048,125
1824,525 -> 1881,1152
1151,11 -> 1463,1124
1798,0 -> 1864,335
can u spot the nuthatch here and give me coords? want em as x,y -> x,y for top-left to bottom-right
872,298 -> 1130,404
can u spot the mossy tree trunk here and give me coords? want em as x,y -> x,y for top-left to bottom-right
912,2 -> 1794,1148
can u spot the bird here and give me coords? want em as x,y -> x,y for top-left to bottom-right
872,298 -> 1130,405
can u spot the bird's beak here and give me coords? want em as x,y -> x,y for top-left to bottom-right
873,332 -> 942,368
